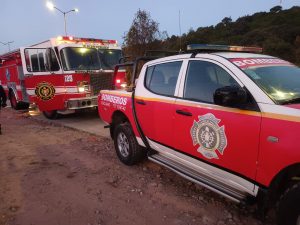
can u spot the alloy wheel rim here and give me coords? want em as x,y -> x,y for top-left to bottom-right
117,132 -> 130,157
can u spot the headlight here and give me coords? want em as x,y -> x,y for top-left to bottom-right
78,86 -> 85,93
77,81 -> 90,93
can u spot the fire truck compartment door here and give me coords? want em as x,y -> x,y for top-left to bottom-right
20,47 -> 65,111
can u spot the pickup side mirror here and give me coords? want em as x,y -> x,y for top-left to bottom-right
214,86 -> 248,107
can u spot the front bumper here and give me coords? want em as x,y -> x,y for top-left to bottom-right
65,96 -> 98,110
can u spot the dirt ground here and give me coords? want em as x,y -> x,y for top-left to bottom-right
0,108 -> 273,225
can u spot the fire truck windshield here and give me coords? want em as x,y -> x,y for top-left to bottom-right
98,49 -> 122,70
61,47 -> 101,71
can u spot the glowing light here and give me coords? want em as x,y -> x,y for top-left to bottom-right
69,36 -> 74,41
57,36 -> 63,41
74,8 -> 79,12
116,79 -> 121,84
79,48 -> 88,54
46,1 -> 55,10
272,90 -> 287,98
78,86 -> 85,93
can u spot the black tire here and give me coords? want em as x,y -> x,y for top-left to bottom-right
9,90 -> 20,110
42,110 -> 59,119
113,122 -> 144,165
277,183 -> 300,225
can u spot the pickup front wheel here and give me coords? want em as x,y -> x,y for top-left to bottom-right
113,122 -> 144,166
277,182 -> 300,225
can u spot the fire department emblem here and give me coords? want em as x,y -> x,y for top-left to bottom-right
191,113 -> 227,160
35,82 -> 55,101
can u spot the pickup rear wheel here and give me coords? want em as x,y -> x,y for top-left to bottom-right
113,122 -> 144,165
277,182 -> 300,225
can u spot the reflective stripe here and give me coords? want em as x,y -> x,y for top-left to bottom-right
26,86 -> 79,95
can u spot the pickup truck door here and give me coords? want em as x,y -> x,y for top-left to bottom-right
134,60 -> 183,146
173,59 -> 262,186
20,47 -> 65,111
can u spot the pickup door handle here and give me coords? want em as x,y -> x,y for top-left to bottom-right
136,100 -> 146,105
176,109 -> 193,116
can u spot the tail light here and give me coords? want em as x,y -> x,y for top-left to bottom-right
113,68 -> 127,90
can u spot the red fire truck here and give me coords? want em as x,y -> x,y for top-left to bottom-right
0,36 -> 125,119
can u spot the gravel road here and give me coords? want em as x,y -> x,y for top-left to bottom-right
0,108 -> 273,225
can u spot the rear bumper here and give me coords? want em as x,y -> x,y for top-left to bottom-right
65,96 -> 98,110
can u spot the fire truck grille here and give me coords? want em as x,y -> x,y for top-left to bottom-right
90,72 -> 114,96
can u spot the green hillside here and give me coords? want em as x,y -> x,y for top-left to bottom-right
163,6 -> 300,64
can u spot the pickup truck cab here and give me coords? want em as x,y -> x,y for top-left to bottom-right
98,45 -> 300,225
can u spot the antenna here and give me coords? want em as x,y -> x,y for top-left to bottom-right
280,0 -> 282,5
179,10 -> 182,52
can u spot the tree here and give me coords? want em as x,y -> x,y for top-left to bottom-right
221,17 -> 232,26
123,9 -> 161,58
270,5 -> 282,13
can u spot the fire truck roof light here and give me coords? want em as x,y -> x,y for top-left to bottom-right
57,36 -> 63,41
187,44 -> 263,53
55,36 -> 118,47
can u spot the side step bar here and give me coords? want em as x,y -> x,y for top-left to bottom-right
148,153 -> 250,203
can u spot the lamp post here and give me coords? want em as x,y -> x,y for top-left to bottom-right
46,2 -> 79,36
0,41 -> 14,52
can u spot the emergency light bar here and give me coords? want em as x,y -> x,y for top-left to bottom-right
56,36 -> 117,45
187,44 -> 263,53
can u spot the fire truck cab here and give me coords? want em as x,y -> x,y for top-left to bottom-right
0,36 -> 124,119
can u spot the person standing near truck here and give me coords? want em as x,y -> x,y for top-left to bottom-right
0,84 -> 7,108
0,83 -> 7,110
0,83 -> 7,134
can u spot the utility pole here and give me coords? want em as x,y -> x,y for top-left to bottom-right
0,41 -> 14,52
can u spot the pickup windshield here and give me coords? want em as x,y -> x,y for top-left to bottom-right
243,65 -> 300,104
98,49 -> 122,70
61,47 -> 101,71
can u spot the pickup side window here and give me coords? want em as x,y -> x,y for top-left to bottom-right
145,61 -> 182,96
184,60 -> 240,103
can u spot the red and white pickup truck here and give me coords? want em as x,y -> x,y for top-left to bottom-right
98,44 -> 300,225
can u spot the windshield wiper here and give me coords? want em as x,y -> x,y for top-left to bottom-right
280,97 -> 300,105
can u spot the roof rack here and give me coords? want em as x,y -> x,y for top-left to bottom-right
186,44 -> 263,54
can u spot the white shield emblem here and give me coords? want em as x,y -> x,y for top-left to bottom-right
191,113 -> 227,159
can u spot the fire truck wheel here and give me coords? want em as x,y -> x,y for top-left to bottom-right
42,110 -> 59,120
9,91 -> 19,110
113,122 -> 144,166
277,182 -> 300,225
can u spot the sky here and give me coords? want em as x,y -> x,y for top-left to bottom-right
0,0 -> 299,54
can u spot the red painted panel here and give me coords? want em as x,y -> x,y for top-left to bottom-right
257,117 -> 300,186
24,73 -> 89,111
173,100 -> 262,181
135,98 -> 176,145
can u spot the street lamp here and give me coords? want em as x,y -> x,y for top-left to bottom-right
46,1 -> 79,36
0,41 -> 14,52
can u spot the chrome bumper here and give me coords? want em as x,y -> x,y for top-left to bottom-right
65,96 -> 98,110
